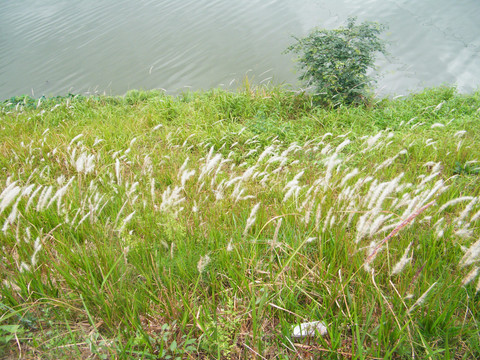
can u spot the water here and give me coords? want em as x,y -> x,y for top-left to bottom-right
1,0 -> 479,100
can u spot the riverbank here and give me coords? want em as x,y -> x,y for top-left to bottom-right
1,86 -> 479,359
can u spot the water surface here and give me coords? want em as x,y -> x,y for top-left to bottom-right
1,0 -> 479,100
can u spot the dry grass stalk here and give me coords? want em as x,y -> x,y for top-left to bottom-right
366,200 -> 435,265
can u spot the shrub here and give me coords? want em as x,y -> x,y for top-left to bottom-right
287,17 -> 387,106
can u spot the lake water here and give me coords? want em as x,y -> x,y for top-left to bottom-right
1,0 -> 479,100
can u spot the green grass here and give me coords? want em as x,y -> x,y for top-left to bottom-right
0,86 -> 479,359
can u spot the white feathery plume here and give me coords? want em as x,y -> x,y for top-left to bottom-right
199,153 -> 222,181
181,169 -> 196,187
418,171 -> 441,189
438,196 -> 475,213
21,184 -> 35,197
36,186 -> 53,212
243,202 -> 261,237
459,237 -> 480,267
257,145 -> 275,163
3,196 -> 22,233
303,200 -> 313,225
407,282 -> 437,314
75,152 -> 87,173
374,154 -> 399,173
374,173 -> 404,209
69,134 -> 83,145
340,168 -> 359,187
259,173 -> 270,187
197,254 -> 211,273
329,214 -> 336,228
418,180 -> 447,208
211,158 -> 225,187
93,137 -> 104,146
241,165 -> 257,183
335,139 -> 351,153
361,131 -> 383,153
462,267 -> 479,286
225,176 -> 242,188
20,262 -> 31,273
115,158 -> 122,185
320,143 -> 333,155
283,170 -> 304,203
25,185 -> 43,212
214,181 -> 225,201
355,213 -> 368,243
433,101 -> 445,112
363,240 -> 380,270
425,161 -> 442,174
150,178 -> 156,204
75,212 -> 91,230
31,237 -> 42,267
321,132 -> 333,140
455,227 -> 473,239
270,218 -> 283,247
84,154 -> 95,174
142,155 -> 153,176
315,203 -> 322,229
360,179 -> 378,208
25,226 -> 31,243
245,149 -> 258,157
470,208 -> 480,223
267,155 -> 287,165
2,218 -> 10,234
323,207 -> 334,233
456,197 -> 478,226
400,195 -> 420,221
433,217 -> 444,237
391,242 -> 413,275
47,177 -> 75,212
0,182 -> 21,215
126,182 -> 139,199
118,211 -> 136,233
160,186 -> 185,212
323,154 -> 341,190
369,213 -> 394,237
366,181 -> 387,209
178,157 -> 190,178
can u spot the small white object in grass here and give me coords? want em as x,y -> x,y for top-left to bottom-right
292,321 -> 327,339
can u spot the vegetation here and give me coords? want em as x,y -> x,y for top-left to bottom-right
0,86 -> 480,359
287,18 -> 387,106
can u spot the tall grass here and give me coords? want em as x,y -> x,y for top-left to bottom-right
1,86 -> 479,359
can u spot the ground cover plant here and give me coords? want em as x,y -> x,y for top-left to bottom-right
0,86 -> 479,359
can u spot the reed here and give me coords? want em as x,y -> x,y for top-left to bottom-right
1,86 -> 479,359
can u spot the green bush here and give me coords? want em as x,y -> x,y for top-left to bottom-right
287,17 -> 387,106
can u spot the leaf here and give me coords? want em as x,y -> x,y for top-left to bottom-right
0,324 -> 22,333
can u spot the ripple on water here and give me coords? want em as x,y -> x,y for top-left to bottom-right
1,0 -> 480,99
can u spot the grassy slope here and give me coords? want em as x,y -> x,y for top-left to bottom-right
0,87 -> 479,359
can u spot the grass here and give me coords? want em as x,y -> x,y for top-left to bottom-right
0,85 -> 479,359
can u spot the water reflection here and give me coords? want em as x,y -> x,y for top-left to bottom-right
1,0 -> 479,100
